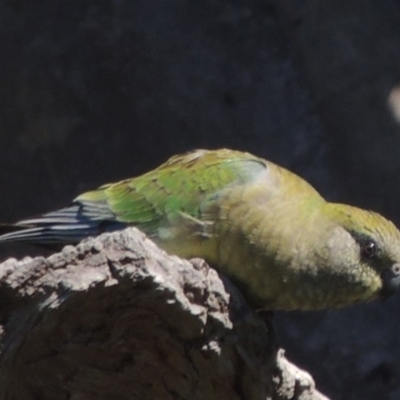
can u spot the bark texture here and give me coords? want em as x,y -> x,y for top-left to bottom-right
0,228 -> 327,400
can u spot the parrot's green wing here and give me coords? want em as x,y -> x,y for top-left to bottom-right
90,149 -> 266,230
0,149 -> 267,247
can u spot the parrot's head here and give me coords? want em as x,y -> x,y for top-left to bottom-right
325,203 -> 400,300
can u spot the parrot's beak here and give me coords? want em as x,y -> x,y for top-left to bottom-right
380,263 -> 400,297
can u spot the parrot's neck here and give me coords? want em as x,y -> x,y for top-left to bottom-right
207,177 -> 328,308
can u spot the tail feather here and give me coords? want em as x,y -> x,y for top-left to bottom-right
0,225 -> 101,244
0,201 -> 126,245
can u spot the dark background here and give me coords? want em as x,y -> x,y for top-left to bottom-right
1,0 -> 400,398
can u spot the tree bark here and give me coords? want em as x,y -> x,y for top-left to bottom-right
0,228 -> 327,400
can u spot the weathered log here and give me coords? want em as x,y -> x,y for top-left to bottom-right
0,228 -> 327,400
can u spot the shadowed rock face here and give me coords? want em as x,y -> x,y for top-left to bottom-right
278,0 -> 400,220
1,1 -> 400,399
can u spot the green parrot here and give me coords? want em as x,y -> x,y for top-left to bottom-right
1,148 -> 400,310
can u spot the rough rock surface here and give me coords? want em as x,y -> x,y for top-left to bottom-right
0,228 -> 327,400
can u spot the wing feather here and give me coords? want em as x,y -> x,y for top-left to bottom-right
0,149 -> 267,245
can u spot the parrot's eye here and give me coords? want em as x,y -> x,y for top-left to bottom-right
361,240 -> 378,258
